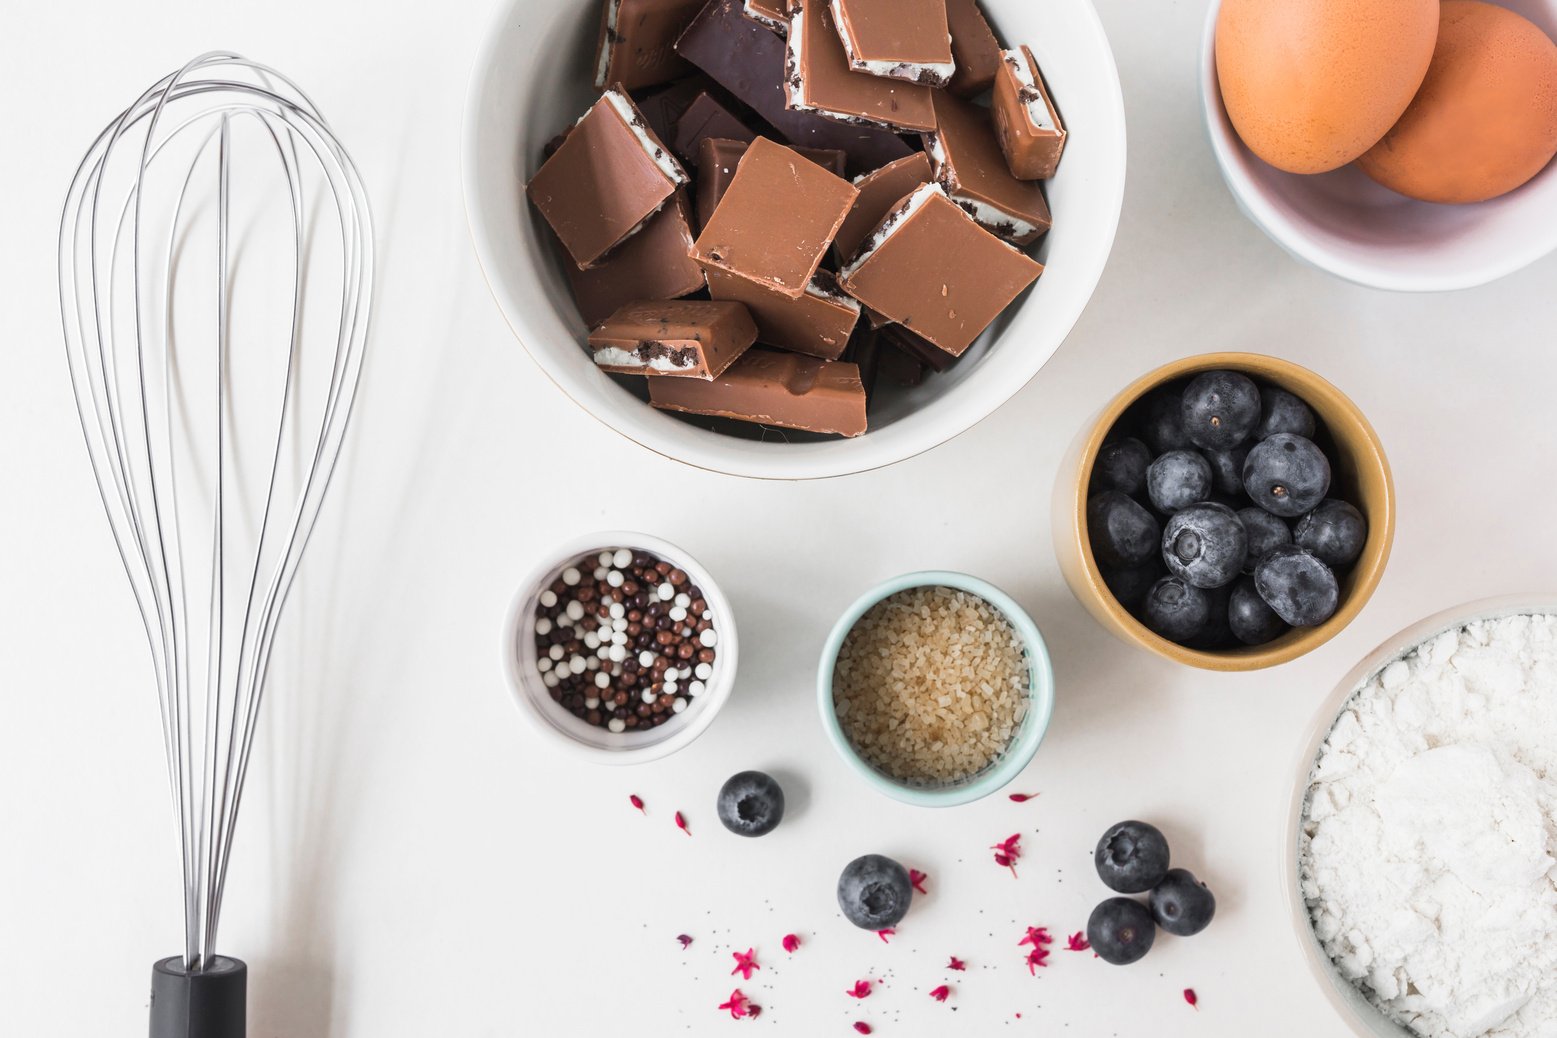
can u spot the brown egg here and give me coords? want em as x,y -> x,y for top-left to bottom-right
1216,0 -> 1439,174
1358,1 -> 1557,204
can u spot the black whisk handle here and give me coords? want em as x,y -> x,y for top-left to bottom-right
150,956 -> 246,1038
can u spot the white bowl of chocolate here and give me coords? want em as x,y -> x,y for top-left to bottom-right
465,0 -> 1126,478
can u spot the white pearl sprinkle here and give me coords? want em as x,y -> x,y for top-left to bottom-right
613,548 -> 633,568
672,697 -> 687,714
596,644 -> 611,659
562,567 -> 581,586
612,619 -> 628,633
669,606 -> 687,622
539,589 -> 557,608
663,667 -> 678,681
549,645 -> 565,661
689,680 -> 705,695
607,570 -> 624,588
583,631 -> 600,649
566,600 -> 584,622
674,593 -> 691,608
609,602 -> 625,619
608,718 -> 626,733
570,655 -> 587,671
642,689 -> 657,704
657,582 -> 675,601
597,551 -> 614,567
611,631 -> 628,646
699,629 -> 718,647
584,696 -> 600,709
553,662 -> 571,679
609,644 -> 627,662
543,672 -> 559,688
586,656 -> 600,671
664,679 -> 678,695
638,651 -> 655,668
537,657 -> 552,673
595,671 -> 610,689
695,662 -> 712,680
535,617 -> 552,636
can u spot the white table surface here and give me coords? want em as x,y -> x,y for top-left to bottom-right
5,0 -> 1557,1034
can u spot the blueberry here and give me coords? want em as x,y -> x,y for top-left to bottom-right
1146,450 -> 1213,514
1294,499 -> 1367,569
1087,898 -> 1157,966
1141,577 -> 1210,643
1101,561 -> 1164,611
716,770 -> 785,837
1237,507 -> 1293,574
1091,438 -> 1152,497
837,854 -> 913,930
1242,434 -> 1331,518
1139,387 -> 1194,454
1149,868 -> 1216,937
1254,545 -> 1340,627
1201,444 -> 1251,497
1229,576 -> 1287,645
1256,385 -> 1317,441
1186,583 -> 1236,651
1088,491 -> 1161,569
1181,371 -> 1260,450
1094,820 -> 1171,893
1162,502 -> 1247,589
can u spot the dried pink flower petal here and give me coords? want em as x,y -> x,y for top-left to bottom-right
748,1003 -> 762,1019
929,984 -> 950,1002
846,980 -> 873,999
1065,932 -> 1089,952
991,833 -> 1022,877
909,868 -> 928,894
1007,792 -> 1040,802
875,928 -> 894,944
1184,988 -> 1198,1009
731,948 -> 760,980
677,934 -> 693,949
675,811 -> 690,836
1025,948 -> 1050,974
1018,926 -> 1053,948
853,1024 -> 872,1035
629,794 -> 646,813
783,933 -> 801,953
718,989 -> 752,1019
947,955 -> 967,971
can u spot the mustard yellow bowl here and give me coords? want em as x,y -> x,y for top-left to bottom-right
1052,353 -> 1395,671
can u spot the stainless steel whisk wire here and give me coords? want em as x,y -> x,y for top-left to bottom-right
58,52 -> 373,972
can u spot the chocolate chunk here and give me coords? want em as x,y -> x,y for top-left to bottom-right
528,89 -> 689,268
878,340 -> 927,386
588,299 -> 758,379
705,267 -> 860,359
557,192 -> 706,327
649,348 -> 867,436
831,0 -> 954,86
841,323 -> 882,402
833,152 -> 932,262
691,136 -> 858,298
991,46 -> 1067,180
838,183 -> 1043,355
879,321 -> 958,371
696,137 -> 846,229
594,0 -> 706,91
785,1 -> 936,133
924,90 -> 1052,245
675,0 -> 912,174
946,0 -> 1003,98
742,0 -> 789,32
670,91 -> 756,161
634,75 -> 716,142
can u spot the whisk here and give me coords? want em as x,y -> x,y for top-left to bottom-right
57,53 -> 373,1038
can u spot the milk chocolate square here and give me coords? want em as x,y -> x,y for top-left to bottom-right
691,136 -> 858,298
697,137 -> 847,229
838,184 -> 1042,355
595,0 -> 706,91
528,90 -> 689,268
649,348 -> 868,436
676,0 -> 912,173
991,46 -> 1067,180
833,152 -> 932,262
589,299 -> 757,378
946,0 -> 1003,98
784,1 -> 937,133
924,90 -> 1052,245
559,192 -> 706,328
706,267 -> 860,359
830,0 -> 954,86
743,0 -> 788,32
670,91 -> 756,161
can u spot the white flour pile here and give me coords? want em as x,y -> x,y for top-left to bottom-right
1300,614 -> 1557,1038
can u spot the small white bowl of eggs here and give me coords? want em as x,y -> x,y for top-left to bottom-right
1200,0 -> 1557,292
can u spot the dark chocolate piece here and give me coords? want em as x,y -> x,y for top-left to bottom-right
691,136 -> 858,298
946,0 -> 1003,98
595,0 -> 706,91
991,46 -> 1067,180
878,340 -> 927,386
670,91 -> 756,161
588,299 -> 757,379
528,90 -> 689,268
838,184 -> 1042,355
833,152 -> 932,262
879,321 -> 958,371
705,267 -> 860,360
675,0 -> 913,174
648,348 -> 868,436
925,90 -> 1052,245
697,137 -> 847,229
842,323 -> 882,402
634,75 -> 716,142
831,0 -> 954,86
558,192 -> 706,327
785,1 -> 936,133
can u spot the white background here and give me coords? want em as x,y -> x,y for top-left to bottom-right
5,0 -> 1556,1035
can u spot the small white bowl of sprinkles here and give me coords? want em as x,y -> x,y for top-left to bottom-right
817,572 -> 1055,807
503,531 -> 737,765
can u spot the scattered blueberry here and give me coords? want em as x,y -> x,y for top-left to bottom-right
1162,502 -> 1247,589
1142,577 -> 1210,642
1094,820 -> 1171,893
1201,444 -> 1251,497
1243,434 -> 1331,518
1140,387 -> 1194,454
1146,450 -> 1213,514
1102,561 -> 1165,612
1254,545 -> 1340,627
1229,576 -> 1287,645
1256,385 -> 1317,441
1294,499 -> 1367,568
1087,898 -> 1157,966
1181,370 -> 1260,450
1149,868 -> 1216,937
1091,438 -> 1152,497
716,770 -> 785,837
837,854 -> 913,930
1237,507 -> 1293,574
1088,491 -> 1161,569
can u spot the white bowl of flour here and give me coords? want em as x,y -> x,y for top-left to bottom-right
1290,599 -> 1557,1038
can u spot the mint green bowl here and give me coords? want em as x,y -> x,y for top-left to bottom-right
816,571 -> 1056,807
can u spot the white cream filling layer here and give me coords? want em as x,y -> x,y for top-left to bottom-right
602,89 -> 688,186
593,346 -> 696,372
948,193 -> 1043,241
743,0 -> 787,32
1001,49 -> 1058,133
807,277 -> 862,311
829,1 -> 953,82
594,0 -> 623,88
841,182 -> 942,278
785,6 -> 809,108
